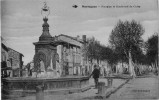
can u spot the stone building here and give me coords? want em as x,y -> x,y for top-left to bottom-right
1,43 -> 9,78
1,43 -> 9,63
8,48 -> 24,77
55,34 -> 87,76
1,42 -> 24,78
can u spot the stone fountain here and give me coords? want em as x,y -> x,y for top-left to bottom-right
2,2 -> 89,99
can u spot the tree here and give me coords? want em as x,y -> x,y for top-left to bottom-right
82,37 -> 102,63
82,36 -> 119,70
109,20 -> 145,76
146,33 -> 158,66
100,45 -> 119,65
131,45 -> 147,64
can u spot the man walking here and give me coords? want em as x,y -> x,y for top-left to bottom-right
89,64 -> 100,88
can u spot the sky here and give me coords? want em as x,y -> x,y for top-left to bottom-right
1,0 -> 159,65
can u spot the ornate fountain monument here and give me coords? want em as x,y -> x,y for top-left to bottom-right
33,2 -> 58,78
2,2 -> 89,99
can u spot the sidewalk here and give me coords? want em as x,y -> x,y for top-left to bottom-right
13,78 -> 129,100
107,74 -> 159,100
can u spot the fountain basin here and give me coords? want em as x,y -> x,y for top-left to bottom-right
2,76 -> 90,98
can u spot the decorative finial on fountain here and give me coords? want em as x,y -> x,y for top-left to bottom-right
41,1 -> 50,18
39,1 -> 52,41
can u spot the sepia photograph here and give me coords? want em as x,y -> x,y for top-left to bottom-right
1,0 -> 159,100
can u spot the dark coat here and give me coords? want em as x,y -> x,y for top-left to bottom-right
91,68 -> 100,79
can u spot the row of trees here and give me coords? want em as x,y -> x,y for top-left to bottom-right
83,20 -> 158,76
146,33 -> 158,66
82,37 -> 118,66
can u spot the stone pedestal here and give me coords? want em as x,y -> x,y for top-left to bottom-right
107,78 -> 113,87
98,82 -> 106,96
33,43 -> 57,73
36,85 -> 44,100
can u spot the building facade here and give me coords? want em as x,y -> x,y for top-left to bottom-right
8,48 -> 24,77
1,43 -> 24,78
55,34 -> 87,76
1,43 -> 9,78
1,43 -> 9,63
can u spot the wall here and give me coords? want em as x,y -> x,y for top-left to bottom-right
56,35 -> 84,76
1,44 -> 23,77
8,48 -> 23,77
8,49 -> 21,69
1,47 -> 8,62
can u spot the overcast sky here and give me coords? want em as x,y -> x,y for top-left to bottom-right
1,0 -> 159,65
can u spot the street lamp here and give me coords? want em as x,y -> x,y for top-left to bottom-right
41,2 -> 50,19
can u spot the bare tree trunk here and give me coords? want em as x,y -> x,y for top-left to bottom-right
128,50 -> 131,74
128,50 -> 136,77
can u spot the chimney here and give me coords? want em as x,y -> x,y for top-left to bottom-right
82,35 -> 86,42
76,35 -> 80,40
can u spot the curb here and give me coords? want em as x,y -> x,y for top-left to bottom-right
105,79 -> 130,98
82,79 -> 131,100
44,85 -> 92,95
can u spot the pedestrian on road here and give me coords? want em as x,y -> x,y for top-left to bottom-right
89,64 -> 100,88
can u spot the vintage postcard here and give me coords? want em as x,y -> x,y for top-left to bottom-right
1,0 -> 159,100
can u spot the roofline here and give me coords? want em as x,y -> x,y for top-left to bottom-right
8,47 -> 24,57
1,43 -> 9,51
57,34 -> 84,43
55,40 -> 81,48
